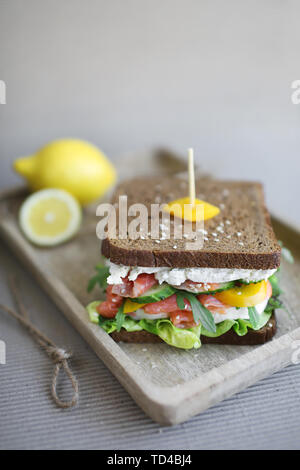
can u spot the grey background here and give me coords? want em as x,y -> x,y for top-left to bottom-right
0,0 -> 300,228
1,0 -> 300,450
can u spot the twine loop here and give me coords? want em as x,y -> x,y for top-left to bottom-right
48,347 -> 71,363
0,276 -> 79,409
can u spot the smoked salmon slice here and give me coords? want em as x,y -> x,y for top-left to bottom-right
176,280 -> 221,292
197,294 -> 232,314
144,294 -> 192,314
111,273 -> 157,298
111,276 -> 133,296
99,274 -> 158,317
132,273 -> 157,297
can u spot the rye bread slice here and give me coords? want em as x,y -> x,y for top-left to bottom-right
102,175 -> 281,269
110,313 -> 277,346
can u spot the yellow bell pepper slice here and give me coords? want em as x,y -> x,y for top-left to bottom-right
123,299 -> 146,314
215,280 -> 268,308
163,197 -> 220,222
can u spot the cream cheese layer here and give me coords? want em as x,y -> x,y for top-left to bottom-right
106,260 -> 276,286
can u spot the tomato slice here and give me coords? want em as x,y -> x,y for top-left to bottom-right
170,310 -> 197,328
215,280 -> 270,308
197,294 -> 231,314
97,285 -> 123,318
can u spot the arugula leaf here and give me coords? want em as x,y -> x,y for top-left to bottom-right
267,297 -> 284,310
238,279 -> 261,285
98,316 -> 113,328
269,297 -> 283,308
95,265 -> 110,288
87,265 -> 110,292
278,240 -> 294,264
87,276 -> 99,292
115,303 -> 125,332
176,292 -> 186,309
176,291 -> 216,333
268,273 -> 281,297
248,307 -> 260,329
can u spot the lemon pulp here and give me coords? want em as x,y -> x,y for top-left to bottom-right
28,198 -> 72,237
19,188 -> 82,246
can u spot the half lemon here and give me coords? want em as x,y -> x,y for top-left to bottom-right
19,188 -> 82,246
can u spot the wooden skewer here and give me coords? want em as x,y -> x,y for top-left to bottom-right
188,148 -> 196,206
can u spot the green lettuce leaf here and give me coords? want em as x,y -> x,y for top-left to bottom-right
139,319 -> 201,350
201,320 -> 234,338
248,306 -> 261,329
102,315 -> 143,334
87,301 -> 143,333
86,300 -> 273,347
87,301 -> 102,324
86,301 -> 201,349
269,272 -> 281,297
201,310 -> 272,337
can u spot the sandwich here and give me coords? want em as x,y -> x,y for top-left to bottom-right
86,175 -> 282,349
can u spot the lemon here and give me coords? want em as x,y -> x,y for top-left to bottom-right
14,139 -> 117,205
19,189 -> 82,246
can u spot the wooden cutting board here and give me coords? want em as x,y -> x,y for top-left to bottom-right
0,149 -> 299,425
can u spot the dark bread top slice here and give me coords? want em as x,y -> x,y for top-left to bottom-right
110,313 -> 277,346
102,175 -> 281,269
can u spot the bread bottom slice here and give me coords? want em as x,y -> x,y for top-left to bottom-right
110,313 -> 276,346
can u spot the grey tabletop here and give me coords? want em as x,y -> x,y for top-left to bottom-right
0,239 -> 299,450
